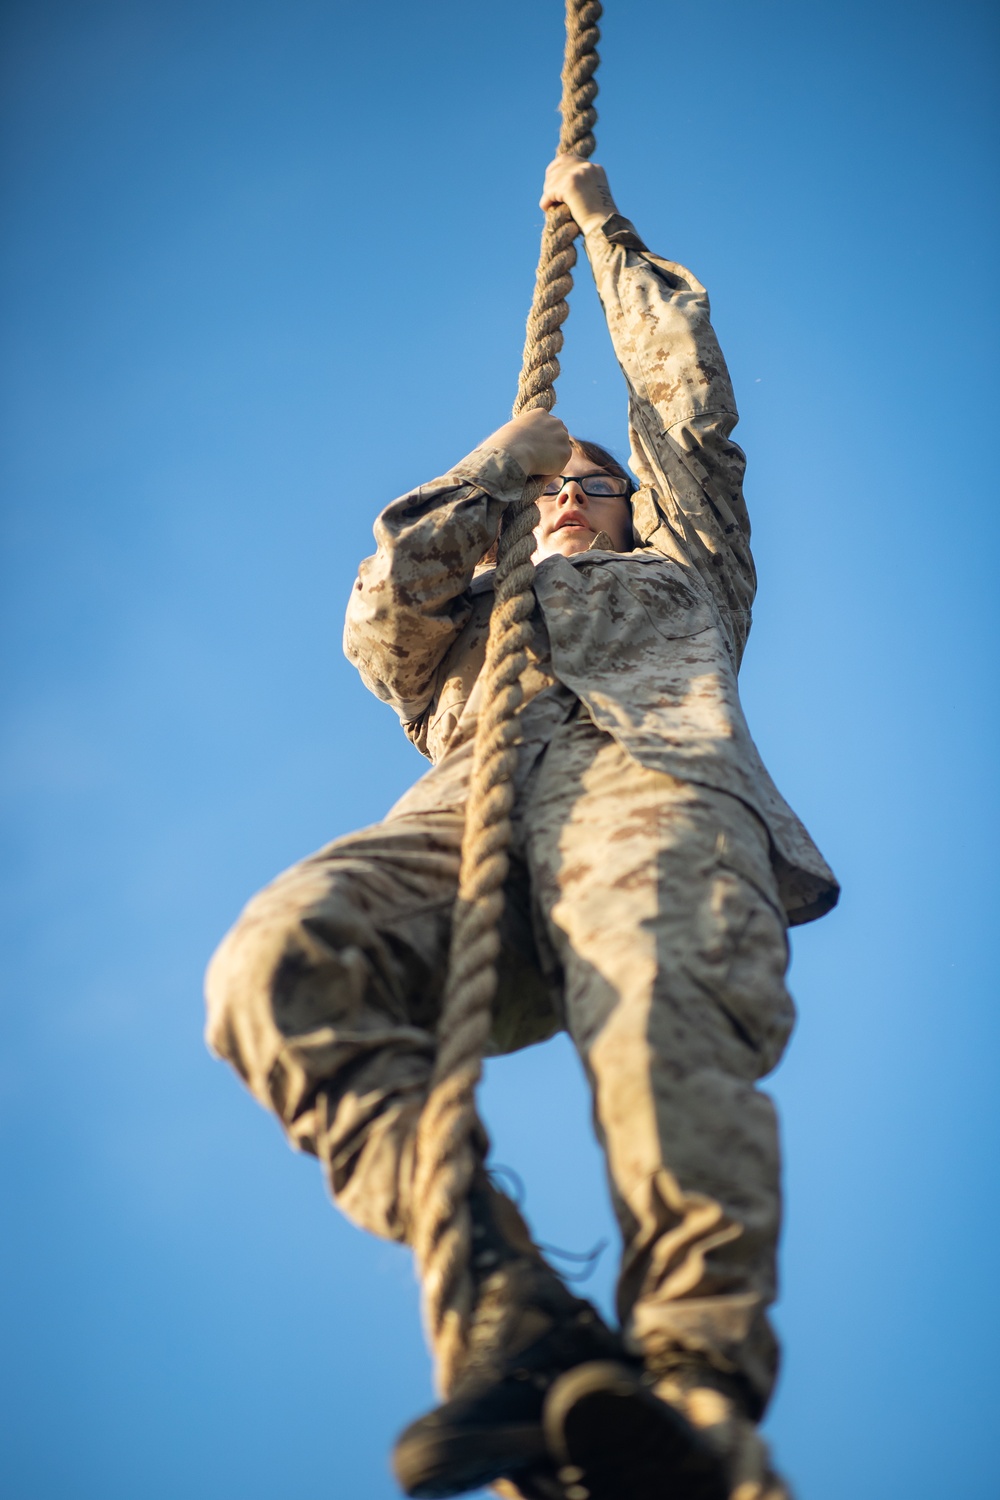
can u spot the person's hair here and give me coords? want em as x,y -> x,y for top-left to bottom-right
478,437 -> 637,568
569,438 -> 637,502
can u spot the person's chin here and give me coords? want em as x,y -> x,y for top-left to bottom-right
551,528 -> 594,556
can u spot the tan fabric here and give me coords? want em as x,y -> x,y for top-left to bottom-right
344,217 -> 838,926
207,715 -> 793,1408
207,220 -> 834,1453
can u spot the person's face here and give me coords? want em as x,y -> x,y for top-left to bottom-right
532,447 -> 633,562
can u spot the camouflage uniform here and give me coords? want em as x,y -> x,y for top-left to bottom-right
206,216 -> 837,1432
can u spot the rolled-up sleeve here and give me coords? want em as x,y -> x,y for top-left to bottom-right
344,443 -> 527,723
584,216 -> 756,662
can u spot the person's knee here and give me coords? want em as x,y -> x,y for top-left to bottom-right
203,890 -> 302,1089
204,865 -> 350,1082
205,862 -> 405,1101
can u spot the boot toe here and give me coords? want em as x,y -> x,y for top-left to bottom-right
392,1394 -> 548,1498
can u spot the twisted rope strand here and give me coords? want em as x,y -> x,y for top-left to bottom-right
412,0 -> 602,1397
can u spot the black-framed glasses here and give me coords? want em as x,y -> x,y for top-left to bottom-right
540,472 -> 630,498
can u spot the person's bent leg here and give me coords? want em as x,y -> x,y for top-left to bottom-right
205,812 -> 465,1241
206,807 -> 634,1499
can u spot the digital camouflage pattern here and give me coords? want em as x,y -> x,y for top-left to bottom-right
206,717 -> 793,1410
344,217 -> 838,928
207,217 -> 836,1496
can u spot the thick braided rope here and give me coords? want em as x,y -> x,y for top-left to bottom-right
412,0 -> 602,1397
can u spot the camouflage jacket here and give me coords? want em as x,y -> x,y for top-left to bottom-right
345,217 -> 838,926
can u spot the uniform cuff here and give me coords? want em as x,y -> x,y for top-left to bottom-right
585,213 -> 648,251
449,443 -> 532,507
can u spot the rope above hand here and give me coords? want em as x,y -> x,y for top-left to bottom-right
411,0 -> 603,1396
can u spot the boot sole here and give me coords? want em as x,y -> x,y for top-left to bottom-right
543,1361 -> 729,1500
393,1419 -> 549,1499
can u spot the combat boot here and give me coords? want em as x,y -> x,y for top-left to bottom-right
543,1360 -> 729,1500
391,1178 -> 631,1499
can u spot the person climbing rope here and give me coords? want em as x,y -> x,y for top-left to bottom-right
205,146 -> 838,1500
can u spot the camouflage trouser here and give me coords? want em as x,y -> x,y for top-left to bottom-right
206,714 -> 795,1411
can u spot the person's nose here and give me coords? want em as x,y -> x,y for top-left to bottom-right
557,479 -> 586,505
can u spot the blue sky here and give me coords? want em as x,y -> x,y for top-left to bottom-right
1,2 -> 997,1497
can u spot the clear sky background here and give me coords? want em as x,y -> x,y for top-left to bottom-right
1,2 -> 997,1497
